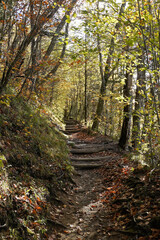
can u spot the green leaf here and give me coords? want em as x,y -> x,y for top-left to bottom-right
73,12 -> 77,18
0,154 -> 7,169
27,227 -> 34,235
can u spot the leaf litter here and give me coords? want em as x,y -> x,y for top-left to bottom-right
51,130 -> 160,240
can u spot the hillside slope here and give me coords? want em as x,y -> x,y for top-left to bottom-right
0,95 -> 72,239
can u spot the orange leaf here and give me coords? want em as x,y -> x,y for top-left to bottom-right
63,230 -> 69,234
37,197 -> 41,203
2,1 -> 6,10
32,222 -> 40,226
32,209 -> 37,215
35,205 -> 42,211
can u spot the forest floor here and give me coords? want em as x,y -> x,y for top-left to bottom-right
1,97 -> 159,240
50,128 -> 160,240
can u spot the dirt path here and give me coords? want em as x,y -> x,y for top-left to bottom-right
49,120 -> 123,240
49,120 -> 160,240
58,169 -> 105,240
50,142 -> 118,240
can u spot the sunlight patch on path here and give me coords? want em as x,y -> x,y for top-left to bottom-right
59,199 -> 103,240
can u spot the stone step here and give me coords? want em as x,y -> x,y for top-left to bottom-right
65,124 -> 81,127
72,163 -> 103,169
70,156 -> 111,161
65,126 -> 81,131
64,120 -> 79,125
63,129 -> 81,135
72,144 -> 102,149
70,146 -> 107,154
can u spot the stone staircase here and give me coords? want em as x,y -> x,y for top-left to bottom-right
63,118 -> 82,135
64,119 -> 110,170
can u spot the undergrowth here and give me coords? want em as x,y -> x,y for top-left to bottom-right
0,94 -> 72,239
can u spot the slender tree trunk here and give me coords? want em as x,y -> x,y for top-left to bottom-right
44,0 -> 78,60
137,0 -> 160,126
49,23 -> 69,103
84,51 -> 87,125
92,1 -> 126,131
119,63 -> 132,150
0,4 -> 60,94
132,59 -> 145,148
109,76 -> 115,137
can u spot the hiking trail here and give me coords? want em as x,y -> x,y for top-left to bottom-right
49,119 -> 160,240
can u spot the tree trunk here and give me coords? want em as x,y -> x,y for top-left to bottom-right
132,60 -> 145,148
0,4 -> 60,94
84,55 -> 87,125
119,65 -> 132,150
44,0 -> 78,60
49,23 -> 69,104
92,1 -> 126,131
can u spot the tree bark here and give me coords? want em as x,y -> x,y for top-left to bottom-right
84,33 -> 88,125
119,64 -> 132,150
132,59 -> 145,148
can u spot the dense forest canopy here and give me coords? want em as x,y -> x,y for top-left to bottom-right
0,0 -> 159,165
